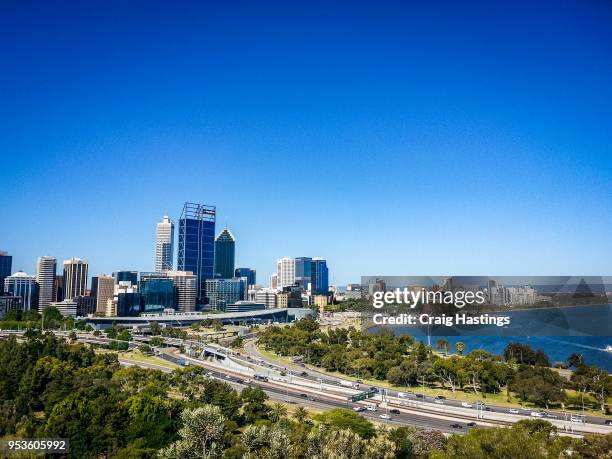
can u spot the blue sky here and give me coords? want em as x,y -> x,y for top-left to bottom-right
1,1 -> 611,285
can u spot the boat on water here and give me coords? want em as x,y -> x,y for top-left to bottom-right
605,345 -> 612,353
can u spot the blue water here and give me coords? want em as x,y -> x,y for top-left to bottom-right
384,304 -> 612,371
415,335 -> 612,372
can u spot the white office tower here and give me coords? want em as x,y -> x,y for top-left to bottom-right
4,272 -> 37,310
167,271 -> 197,313
63,258 -> 88,300
96,275 -> 115,314
276,257 -> 295,288
155,215 -> 174,272
36,256 -> 56,312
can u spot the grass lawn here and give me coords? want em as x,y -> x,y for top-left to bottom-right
255,345 -> 610,418
97,348 -> 180,370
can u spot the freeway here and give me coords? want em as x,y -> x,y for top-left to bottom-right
239,338 -> 612,430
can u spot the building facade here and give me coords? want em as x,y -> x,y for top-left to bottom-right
214,228 -> 235,279
63,258 -> 88,300
36,256 -> 56,312
139,273 -> 176,313
96,275 -> 115,315
225,301 -> 266,313
51,300 -> 77,318
204,277 -> 247,311
294,257 -> 312,290
53,275 -> 65,302
254,288 -> 277,309
155,215 -> 174,272
235,268 -> 256,287
4,272 -> 38,310
276,257 -> 295,289
167,271 -> 198,313
177,202 -> 216,300
113,271 -> 138,286
311,258 -> 329,295
0,251 -> 12,292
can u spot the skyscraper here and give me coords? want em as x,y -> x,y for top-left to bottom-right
277,257 -> 295,288
53,275 -> 65,302
36,256 -> 56,312
214,228 -> 235,279
139,273 -> 176,313
63,258 -> 88,300
0,251 -> 12,292
96,275 -> 114,315
294,257 -> 313,290
155,215 -> 174,272
235,268 -> 256,287
4,272 -> 38,310
177,202 -> 216,299
311,258 -> 329,295
167,271 -> 197,313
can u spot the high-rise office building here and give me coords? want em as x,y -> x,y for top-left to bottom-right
294,257 -> 312,290
204,277 -> 247,311
4,272 -> 38,310
277,257 -> 295,288
235,268 -> 256,287
112,271 -> 138,286
311,258 -> 329,295
177,202 -> 216,299
167,271 -> 197,313
36,256 -> 56,312
139,273 -> 176,313
53,275 -> 65,302
155,215 -> 174,272
214,228 -> 235,279
113,282 -> 142,316
63,258 -> 88,300
96,275 -> 114,315
0,251 -> 12,291
254,288 -> 277,309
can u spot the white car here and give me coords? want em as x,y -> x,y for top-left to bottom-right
397,392 -> 408,399
244,379 -> 252,384
353,406 -> 365,412
366,404 -> 377,412
509,408 -> 520,414
571,416 -> 584,423
434,399 -> 445,405
379,414 -> 391,420
461,402 -> 473,408
531,412 -> 544,418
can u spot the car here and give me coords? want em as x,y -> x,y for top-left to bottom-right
450,423 -> 463,429
299,393 -> 308,398
369,386 -> 379,393
531,412 -> 544,418
379,414 -> 391,420
307,396 -> 315,401
353,406 -> 366,412
436,395 -> 446,400
545,413 -> 557,419
571,415 -> 584,423
389,409 -> 400,414
461,402 -> 473,408
397,392 -> 409,399
509,408 -> 520,414
356,379 -> 363,383
366,404 -> 377,412
415,394 -> 425,399
604,420 -> 612,426
225,374 -> 231,379
300,371 -> 308,377
466,422 -> 476,427
434,399 -> 445,405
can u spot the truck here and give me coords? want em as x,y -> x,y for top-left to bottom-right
339,380 -> 360,389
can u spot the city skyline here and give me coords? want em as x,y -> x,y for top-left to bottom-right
2,2 -> 611,284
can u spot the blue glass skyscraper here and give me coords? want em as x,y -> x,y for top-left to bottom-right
0,251 -> 12,293
311,258 -> 329,295
177,202 -> 216,300
214,228 -> 235,279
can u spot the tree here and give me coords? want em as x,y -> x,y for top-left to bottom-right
158,405 -> 227,459
241,387 -> 269,423
314,409 -> 376,439
293,406 -> 309,424
454,341 -> 465,356
269,402 -> 288,422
